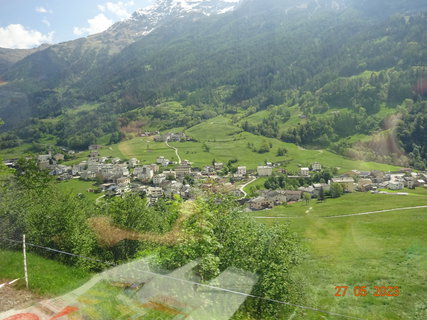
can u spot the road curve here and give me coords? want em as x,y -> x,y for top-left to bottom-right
239,177 -> 257,200
165,138 -> 182,164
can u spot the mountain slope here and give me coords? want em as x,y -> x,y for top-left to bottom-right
0,0 -> 426,165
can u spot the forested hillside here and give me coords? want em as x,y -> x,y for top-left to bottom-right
0,0 -> 426,165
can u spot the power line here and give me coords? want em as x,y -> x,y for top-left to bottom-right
0,237 -> 364,320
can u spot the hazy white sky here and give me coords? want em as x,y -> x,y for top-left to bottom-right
0,0 -> 155,49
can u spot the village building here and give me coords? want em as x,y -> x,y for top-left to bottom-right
88,145 -> 102,151
163,181 -> 184,198
257,166 -> 273,177
313,183 -> 330,192
111,157 -> 121,164
237,166 -> 247,176
214,162 -> 224,171
153,174 -> 166,185
116,177 -> 131,187
261,190 -> 287,205
149,164 -> 160,173
81,171 -> 96,180
300,167 -> 310,177
133,166 -> 154,181
388,181 -> 404,190
156,156 -> 170,167
249,197 -> 272,210
370,170 -> 386,183
176,165 -> 192,178
163,170 -> 177,180
283,190 -> 303,202
128,158 -> 140,168
54,153 -> 65,162
357,178 -> 374,192
147,187 -> 163,198
298,186 -> 315,195
203,166 -> 215,175
331,177 -> 356,192
312,162 -> 322,171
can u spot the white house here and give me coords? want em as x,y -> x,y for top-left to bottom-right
301,167 -> 310,177
147,187 -> 163,198
312,162 -> 322,171
257,166 -> 272,177
237,166 -> 247,176
153,174 -> 166,185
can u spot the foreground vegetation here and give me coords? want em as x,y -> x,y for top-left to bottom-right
0,159 -> 303,319
282,210 -> 425,320
0,250 -> 91,297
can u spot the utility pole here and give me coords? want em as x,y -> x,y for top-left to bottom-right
23,234 -> 29,289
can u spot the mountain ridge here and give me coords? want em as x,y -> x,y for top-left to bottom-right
0,0 -> 426,166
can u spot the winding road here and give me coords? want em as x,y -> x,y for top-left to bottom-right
239,177 -> 257,200
165,138 -> 182,164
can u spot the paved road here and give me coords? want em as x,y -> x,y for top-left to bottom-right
165,138 -> 181,164
238,177 -> 257,200
254,205 -> 427,219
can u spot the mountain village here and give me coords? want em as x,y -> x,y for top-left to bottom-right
6,138 -> 427,211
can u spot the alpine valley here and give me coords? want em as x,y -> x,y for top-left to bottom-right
0,0 -> 426,168
1,1 -> 427,320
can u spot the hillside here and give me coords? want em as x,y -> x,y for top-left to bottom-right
0,0 -> 426,168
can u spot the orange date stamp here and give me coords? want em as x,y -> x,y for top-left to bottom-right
335,286 -> 400,297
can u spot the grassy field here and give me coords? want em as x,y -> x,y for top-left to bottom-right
93,116 -> 400,172
0,250 -> 92,296
2,114 -> 401,174
253,191 -> 427,320
250,188 -> 427,218
55,179 -> 100,202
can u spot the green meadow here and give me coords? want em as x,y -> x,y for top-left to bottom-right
90,116 -> 400,172
0,250 -> 91,296
250,189 -> 427,218
253,192 -> 427,320
55,179 -> 100,202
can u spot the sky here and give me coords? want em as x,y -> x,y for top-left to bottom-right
0,0 -> 155,49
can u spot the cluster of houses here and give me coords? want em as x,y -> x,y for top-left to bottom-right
248,167 -> 427,210
154,132 -> 189,142
7,144 -> 426,208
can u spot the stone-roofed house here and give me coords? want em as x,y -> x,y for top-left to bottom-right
283,190 -> 303,202
331,177 -> 356,192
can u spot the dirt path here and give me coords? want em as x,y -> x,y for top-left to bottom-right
0,280 -> 41,312
165,138 -> 181,164
254,205 -> 427,219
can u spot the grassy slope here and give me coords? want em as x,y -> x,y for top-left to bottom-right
254,191 -> 427,320
250,189 -> 427,218
96,116 -> 400,172
0,250 -> 92,296
55,179 -> 100,202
